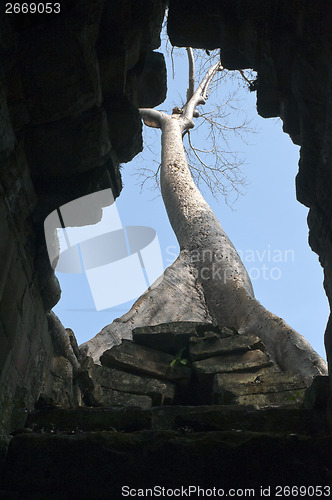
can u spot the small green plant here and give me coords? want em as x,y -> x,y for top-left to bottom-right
287,390 -> 302,402
170,347 -> 189,367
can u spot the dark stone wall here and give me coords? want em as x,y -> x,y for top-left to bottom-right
168,0 -> 332,389
0,0 -> 166,434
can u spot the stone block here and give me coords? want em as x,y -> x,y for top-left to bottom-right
193,350 -> 273,378
132,321 -> 201,354
132,322 -> 234,355
189,332 -> 265,361
213,371 -> 307,407
93,365 -> 175,406
100,340 -> 191,383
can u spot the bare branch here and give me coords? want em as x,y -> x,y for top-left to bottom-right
170,46 -> 176,80
139,108 -> 165,129
137,42 -> 254,204
186,48 -> 195,102
183,60 -> 222,125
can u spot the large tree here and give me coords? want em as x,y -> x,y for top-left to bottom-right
83,49 -> 326,382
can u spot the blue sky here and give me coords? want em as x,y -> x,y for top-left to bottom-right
53,47 -> 329,360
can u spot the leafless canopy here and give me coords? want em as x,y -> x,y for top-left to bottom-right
138,46 -> 256,205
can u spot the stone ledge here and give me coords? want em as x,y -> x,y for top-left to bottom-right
2,429 -> 331,496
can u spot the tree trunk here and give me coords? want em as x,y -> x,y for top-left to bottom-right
160,116 -> 254,329
82,113 -> 327,383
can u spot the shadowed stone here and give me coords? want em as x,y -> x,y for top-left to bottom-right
171,406 -> 326,435
24,404 -> 327,436
304,376 -> 330,410
213,371 -> 307,407
98,389 -> 152,409
26,407 -> 152,433
93,365 -> 175,406
100,340 -> 191,382
3,430 -> 332,495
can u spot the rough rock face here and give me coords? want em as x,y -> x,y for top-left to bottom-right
167,0 -> 332,394
0,0 -> 167,435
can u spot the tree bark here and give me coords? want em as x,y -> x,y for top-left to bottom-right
82,112 -> 327,382
82,50 -> 327,381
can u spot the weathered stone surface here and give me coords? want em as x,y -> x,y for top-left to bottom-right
19,5 -> 103,125
0,86 -> 15,156
193,350 -> 273,377
99,389 -> 152,409
132,321 -> 200,354
23,404 -> 327,436
189,332 -> 265,361
104,96 -> 142,164
133,322 -> 238,355
213,370 -> 307,407
234,392 -> 305,408
26,107 -> 112,180
50,356 -> 73,382
100,340 -> 191,382
170,406 -> 326,436
94,365 -> 174,406
3,430 -> 332,497
304,376 -> 330,410
128,51 -> 167,109
0,0 -> 168,436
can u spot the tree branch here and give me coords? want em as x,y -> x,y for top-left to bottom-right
139,108 -> 165,129
182,60 -> 222,126
186,48 -> 195,101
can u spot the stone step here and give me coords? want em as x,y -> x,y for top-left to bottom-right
1,428 -> 331,498
25,405 -> 326,436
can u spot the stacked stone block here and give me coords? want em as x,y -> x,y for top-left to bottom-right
79,322 -> 308,409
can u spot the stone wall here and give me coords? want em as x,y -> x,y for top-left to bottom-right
0,0 -> 167,434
